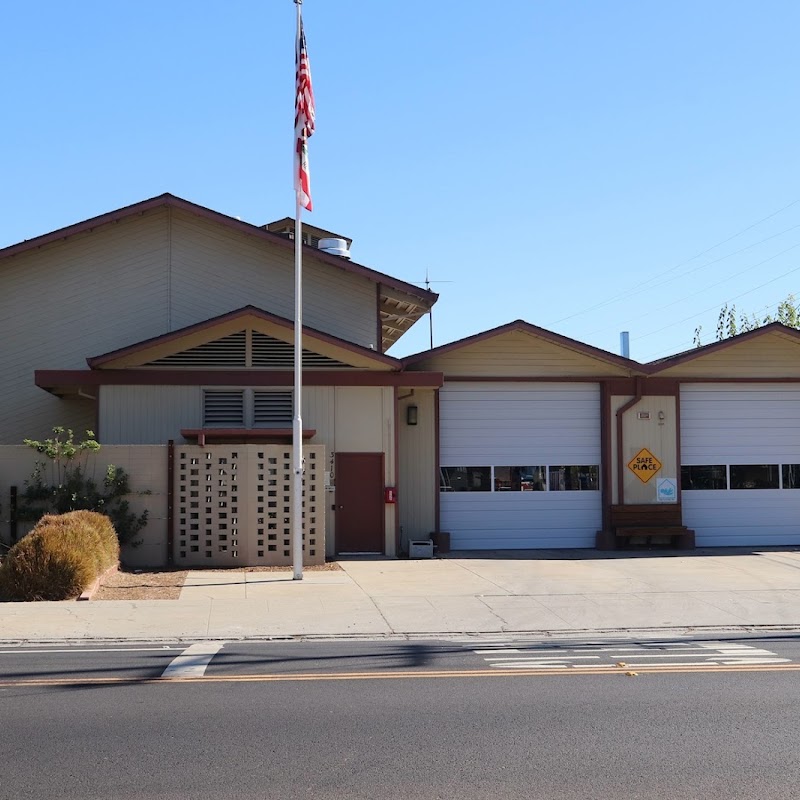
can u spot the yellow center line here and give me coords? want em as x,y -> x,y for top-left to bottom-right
1,662 -> 800,687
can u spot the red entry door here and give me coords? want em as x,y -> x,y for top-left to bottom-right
335,453 -> 385,553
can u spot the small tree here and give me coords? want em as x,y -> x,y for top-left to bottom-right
20,427 -> 149,547
696,294 -> 800,346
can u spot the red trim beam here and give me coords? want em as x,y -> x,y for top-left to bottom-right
36,369 -> 444,392
181,428 -> 317,445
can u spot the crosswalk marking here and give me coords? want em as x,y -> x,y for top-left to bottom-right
470,639 -> 791,669
161,642 -> 226,679
484,655 -> 601,661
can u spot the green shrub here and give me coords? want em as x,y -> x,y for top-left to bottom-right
0,511 -> 119,601
20,427 -> 149,548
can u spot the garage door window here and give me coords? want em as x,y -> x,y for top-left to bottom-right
730,464 -> 779,490
441,465 -> 599,492
549,465 -> 599,491
494,466 -> 546,491
682,464 -> 797,490
681,465 -> 727,490
782,465 -> 800,488
440,466 -> 491,492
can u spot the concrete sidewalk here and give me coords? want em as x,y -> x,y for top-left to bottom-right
2,549 -> 800,642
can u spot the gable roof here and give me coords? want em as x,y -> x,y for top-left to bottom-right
403,319 -> 644,373
644,321 -> 800,373
88,305 -> 402,371
0,193 -> 437,351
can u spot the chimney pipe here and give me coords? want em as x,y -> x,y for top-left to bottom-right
620,331 -> 630,359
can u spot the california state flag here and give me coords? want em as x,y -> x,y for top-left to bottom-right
294,16 -> 315,211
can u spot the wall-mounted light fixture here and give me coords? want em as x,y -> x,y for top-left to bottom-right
406,404 -> 418,426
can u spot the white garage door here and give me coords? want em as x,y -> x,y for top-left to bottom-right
681,384 -> 800,546
439,382 -> 601,549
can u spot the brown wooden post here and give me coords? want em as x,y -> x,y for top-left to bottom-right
9,486 -> 18,543
167,440 -> 175,566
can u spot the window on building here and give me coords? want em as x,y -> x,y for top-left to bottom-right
681,465 -> 727,490
730,464 -> 779,490
494,466 -> 546,491
549,465 -> 599,491
440,467 -> 491,492
782,464 -> 800,489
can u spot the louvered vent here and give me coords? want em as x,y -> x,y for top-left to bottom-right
254,391 -> 293,427
203,390 -> 245,427
149,331 -> 247,368
251,331 -> 349,368
286,230 -> 321,247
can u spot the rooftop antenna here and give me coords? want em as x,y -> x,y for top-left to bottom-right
415,268 -> 453,349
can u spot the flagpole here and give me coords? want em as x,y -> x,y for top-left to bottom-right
292,0 -> 304,581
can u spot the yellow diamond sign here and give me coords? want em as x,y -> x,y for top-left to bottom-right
627,448 -> 662,484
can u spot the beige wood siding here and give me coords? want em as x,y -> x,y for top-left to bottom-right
168,210 -> 379,348
657,333 -> 800,378
100,386 -> 203,443
0,209 -> 171,443
101,384 -> 339,446
398,389 -> 436,544
409,330 -> 631,377
610,395 -> 678,505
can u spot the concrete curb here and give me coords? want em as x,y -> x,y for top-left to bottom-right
3,623 -> 800,646
77,562 -> 119,601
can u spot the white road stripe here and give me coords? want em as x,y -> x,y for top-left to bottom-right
574,645 -> 696,652
490,663 -> 569,669
576,661 -> 719,668
484,655 -> 601,661
477,648 -> 603,655
615,659 -> 788,667
161,642 -> 226,679
608,652 -> 750,660
713,650 -> 778,656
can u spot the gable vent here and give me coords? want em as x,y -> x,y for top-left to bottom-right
254,391 -> 293,427
203,390 -> 245,427
150,331 -> 247,368
251,331 -> 349,369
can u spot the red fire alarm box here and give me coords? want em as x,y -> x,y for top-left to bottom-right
384,487 -> 397,504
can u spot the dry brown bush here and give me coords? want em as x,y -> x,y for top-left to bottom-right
0,511 -> 119,601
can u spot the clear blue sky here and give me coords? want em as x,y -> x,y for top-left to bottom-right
3,1 -> 800,362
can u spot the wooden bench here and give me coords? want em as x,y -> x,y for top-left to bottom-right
596,505 -> 695,550
615,526 -> 695,549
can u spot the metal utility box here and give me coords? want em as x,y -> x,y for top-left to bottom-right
408,539 -> 434,559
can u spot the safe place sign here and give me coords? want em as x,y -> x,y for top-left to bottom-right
627,448 -> 662,484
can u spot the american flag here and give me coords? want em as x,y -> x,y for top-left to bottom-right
294,16 -> 315,211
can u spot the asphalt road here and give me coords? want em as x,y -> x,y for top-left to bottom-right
2,634 -> 800,799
